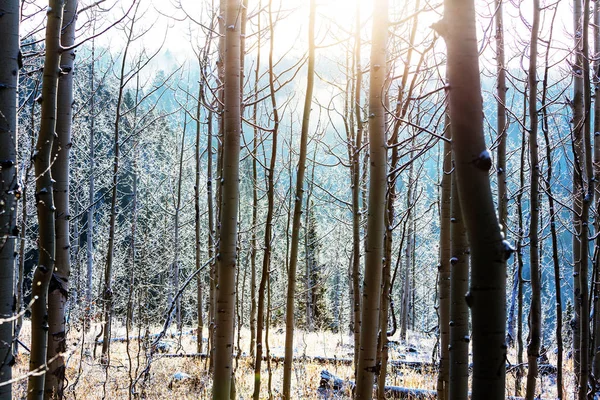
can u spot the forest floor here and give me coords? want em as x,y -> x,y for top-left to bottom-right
12,321 -> 565,399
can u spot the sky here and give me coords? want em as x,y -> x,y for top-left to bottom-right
20,0 -> 579,96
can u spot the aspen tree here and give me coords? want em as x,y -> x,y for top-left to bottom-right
437,121 -> 451,400
578,1 -> 593,397
525,1 -> 541,397
355,0 -> 388,397
540,11 -> 563,392
379,5 -> 424,392
593,0 -> 600,385
495,0 -> 507,235
46,1 -> 78,397
85,27 -> 96,330
212,0 -> 241,396
572,0 -> 584,388
0,1 -> 19,398
350,1 -> 363,373
101,0 -> 144,363
436,0 -> 509,397
249,0 -> 261,359
253,1 -> 280,397
28,1 -> 65,398
448,145 -> 469,400
515,101 -> 527,395
282,0 -> 315,397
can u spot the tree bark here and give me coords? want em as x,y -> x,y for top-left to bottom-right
495,0 -> 508,237
593,0 -> 600,390
350,0 -> 363,374
195,53 -> 206,354
437,0 -> 509,397
400,161 -> 414,341
437,120 -> 451,400
355,0 -> 388,397
249,1 -> 261,359
515,101 -> 527,395
28,1 -> 65,398
572,0 -> 585,391
578,2 -> 592,398
101,8 -> 138,363
525,2 -> 541,397
253,2 -> 280,397
0,1 -> 19,398
282,0 -> 315,397
379,7 -> 422,396
448,144 -> 469,400
212,0 -> 241,396
46,1 -> 77,396
85,33 -> 96,331
540,15 -> 563,393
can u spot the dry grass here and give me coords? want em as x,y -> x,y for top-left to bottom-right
11,321 -> 568,399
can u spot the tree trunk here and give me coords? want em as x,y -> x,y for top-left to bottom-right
350,0 -> 363,374
379,8 -> 422,396
46,1 -> 77,396
101,2 -> 140,363
448,141 -> 469,400
515,108 -> 527,396
540,11 -> 563,392
28,1 -> 64,398
401,161 -> 414,341
212,0 -> 241,396
578,2 -> 593,398
253,2 -> 280,397
205,105 -> 215,356
249,2 -> 261,358
495,0 -> 508,237
572,0 -> 585,392
195,54 -> 206,354
593,0 -> 600,390
85,33 -> 96,331
172,110 -> 187,333
282,0 -> 315,396
209,0 -> 227,371
525,2 -> 541,397
355,0 -> 388,397
437,120 -> 451,400
0,1 -> 19,398
437,0 -> 509,397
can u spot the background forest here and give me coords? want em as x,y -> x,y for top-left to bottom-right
0,0 -> 595,398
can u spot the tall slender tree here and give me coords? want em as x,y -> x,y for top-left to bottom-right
448,140 -> 469,400
46,1 -> 78,397
85,25 -> 96,330
593,0 -> 600,386
571,0 -> 589,395
525,1 -> 541,397
282,0 -> 315,397
355,0 -> 388,397
212,0 -> 242,396
0,1 -> 19,398
253,1 -> 280,396
437,121 -> 451,400
379,5 -> 422,394
28,1 -> 65,398
349,0 -> 363,373
578,2 -> 593,398
101,3 -> 141,362
436,0 -> 509,397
